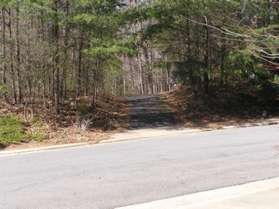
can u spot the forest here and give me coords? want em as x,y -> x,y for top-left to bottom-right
0,0 -> 279,146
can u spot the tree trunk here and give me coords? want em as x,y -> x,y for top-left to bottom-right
53,0 -> 60,113
8,9 -> 17,104
76,33 -> 84,99
1,8 -> 7,99
203,16 -> 210,94
16,3 -> 22,103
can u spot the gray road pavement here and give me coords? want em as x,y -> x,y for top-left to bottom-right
1,125 -> 279,209
125,95 -> 177,129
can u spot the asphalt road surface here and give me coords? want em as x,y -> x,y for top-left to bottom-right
125,96 -> 177,129
1,125 -> 279,209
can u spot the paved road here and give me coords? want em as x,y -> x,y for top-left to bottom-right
125,96 -> 177,129
1,125 -> 279,209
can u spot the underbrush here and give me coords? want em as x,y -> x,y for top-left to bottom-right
166,81 -> 279,124
0,94 -> 127,147
74,95 -> 128,130
201,82 -> 278,116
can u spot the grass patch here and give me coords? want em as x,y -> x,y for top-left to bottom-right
0,116 -> 47,147
0,116 -> 27,146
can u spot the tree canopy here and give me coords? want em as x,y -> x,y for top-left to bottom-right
0,0 -> 278,112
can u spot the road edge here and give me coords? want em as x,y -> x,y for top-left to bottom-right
1,118 -> 278,156
106,118 -> 279,144
115,177 -> 279,209
0,142 -> 88,157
